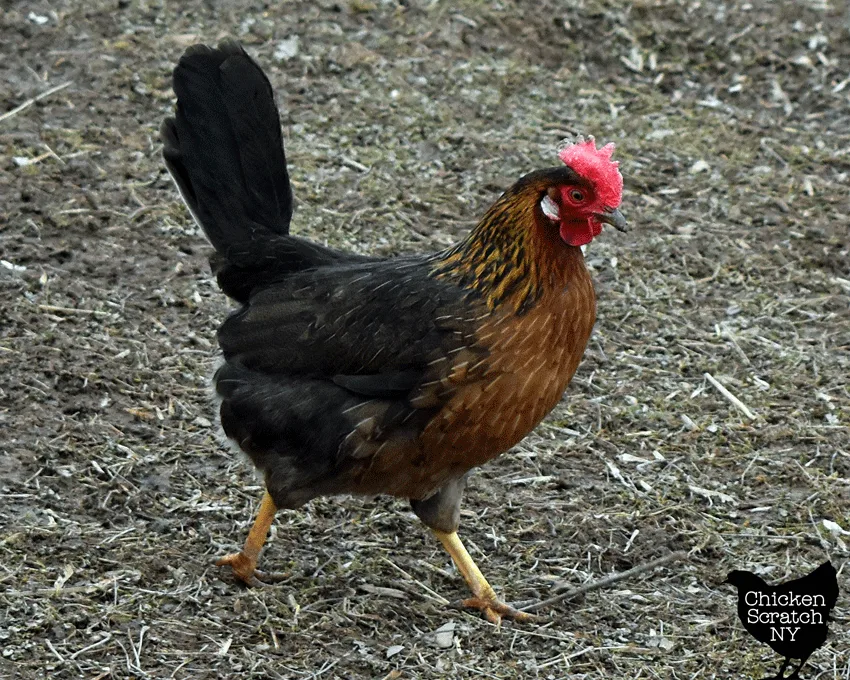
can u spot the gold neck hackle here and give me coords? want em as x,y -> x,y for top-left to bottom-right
431,173 -> 586,313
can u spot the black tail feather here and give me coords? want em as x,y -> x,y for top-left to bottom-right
162,41 -> 293,252
162,41 -> 371,301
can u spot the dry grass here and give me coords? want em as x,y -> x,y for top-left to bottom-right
1,0 -> 848,678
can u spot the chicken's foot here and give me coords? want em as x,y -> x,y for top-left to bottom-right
216,491 -> 288,587
433,529 -> 533,625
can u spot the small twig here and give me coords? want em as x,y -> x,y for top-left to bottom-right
378,555 -> 450,605
726,23 -> 754,45
703,372 -> 758,420
42,142 -> 66,165
520,550 -> 688,613
340,156 -> 370,172
506,475 -> 556,486
4,577 -> 117,598
69,633 -> 113,660
307,653 -> 347,680
719,327 -> 751,366
0,81 -> 73,123
44,639 -> 65,664
13,151 -> 53,166
38,304 -> 109,316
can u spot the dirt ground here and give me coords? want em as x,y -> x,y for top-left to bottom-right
2,0 -> 849,678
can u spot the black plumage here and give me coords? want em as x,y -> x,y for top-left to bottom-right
212,257 -> 491,506
161,41 -> 371,302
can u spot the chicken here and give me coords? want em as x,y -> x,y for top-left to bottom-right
725,562 -> 839,679
161,41 -> 626,624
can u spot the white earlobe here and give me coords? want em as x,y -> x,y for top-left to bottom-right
540,195 -> 560,221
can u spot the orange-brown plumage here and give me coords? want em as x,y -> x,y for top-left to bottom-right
161,41 -> 626,619
344,176 -> 600,499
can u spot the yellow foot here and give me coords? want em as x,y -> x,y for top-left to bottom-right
215,552 -> 288,588
460,596 -> 535,625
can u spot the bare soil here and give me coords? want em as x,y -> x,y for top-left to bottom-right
1,1 -> 848,678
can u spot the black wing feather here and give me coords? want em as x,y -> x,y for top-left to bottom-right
217,257 -> 485,379
212,258 -> 491,507
332,371 -> 424,398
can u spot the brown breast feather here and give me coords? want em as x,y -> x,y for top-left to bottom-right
350,265 -> 596,500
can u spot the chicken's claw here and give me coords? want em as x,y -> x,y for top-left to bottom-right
216,552 -> 288,588
458,596 -> 536,625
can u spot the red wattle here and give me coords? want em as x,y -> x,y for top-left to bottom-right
560,220 -> 599,247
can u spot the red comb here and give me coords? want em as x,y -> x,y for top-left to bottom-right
558,138 -> 623,209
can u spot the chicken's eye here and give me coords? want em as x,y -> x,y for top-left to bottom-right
569,189 -> 585,203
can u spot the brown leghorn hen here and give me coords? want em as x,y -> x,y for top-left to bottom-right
161,41 -> 626,624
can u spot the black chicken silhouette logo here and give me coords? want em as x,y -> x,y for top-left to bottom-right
724,561 -> 839,679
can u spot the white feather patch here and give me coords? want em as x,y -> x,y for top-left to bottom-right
540,195 -> 560,221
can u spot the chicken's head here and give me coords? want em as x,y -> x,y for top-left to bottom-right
539,138 -> 627,247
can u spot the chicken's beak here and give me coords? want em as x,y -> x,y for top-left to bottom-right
596,207 -> 628,232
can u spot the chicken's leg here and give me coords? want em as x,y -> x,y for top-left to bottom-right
433,530 -> 532,625
216,491 -> 287,587
411,476 -> 531,624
